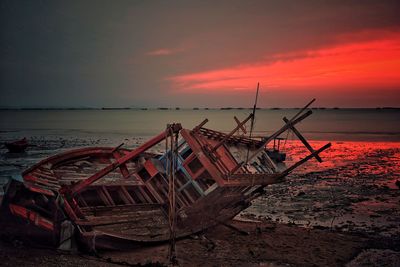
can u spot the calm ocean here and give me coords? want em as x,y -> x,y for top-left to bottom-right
0,109 -> 399,142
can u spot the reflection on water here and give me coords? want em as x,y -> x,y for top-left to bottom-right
1,108 -> 399,141
278,141 -> 400,180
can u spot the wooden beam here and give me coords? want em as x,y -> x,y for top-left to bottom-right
192,118 -> 209,132
9,204 -> 54,232
113,151 -> 131,178
283,116 -> 322,162
261,153 -> 278,173
227,143 -> 331,187
102,186 -> 115,206
66,124 -> 182,196
180,129 -> 226,186
211,113 -> 253,152
120,186 -> 136,204
198,127 -> 263,147
225,173 -> 281,186
291,98 -> 315,121
216,219 -> 249,236
245,110 -> 313,163
280,142 -> 331,176
234,116 -> 247,134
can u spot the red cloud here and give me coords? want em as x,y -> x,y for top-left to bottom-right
147,48 -> 174,56
169,30 -> 400,92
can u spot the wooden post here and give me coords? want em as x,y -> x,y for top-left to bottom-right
192,118 -> 209,133
291,98 -> 315,121
234,116 -> 247,134
283,117 -> 322,162
211,113 -> 253,153
279,142 -> 331,176
229,160 -> 244,175
111,143 -> 124,153
245,83 -> 260,162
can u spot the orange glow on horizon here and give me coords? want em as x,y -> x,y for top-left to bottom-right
169,30 -> 400,92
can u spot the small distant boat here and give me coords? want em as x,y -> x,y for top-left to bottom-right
5,138 -> 29,153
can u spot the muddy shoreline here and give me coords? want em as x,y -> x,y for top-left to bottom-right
0,138 -> 399,266
1,219 -> 399,266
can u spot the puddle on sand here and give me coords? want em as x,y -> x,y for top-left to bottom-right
241,141 -> 400,237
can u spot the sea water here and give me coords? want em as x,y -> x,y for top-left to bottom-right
1,108 -> 399,142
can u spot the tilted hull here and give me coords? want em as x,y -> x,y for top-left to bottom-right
5,145 -> 255,249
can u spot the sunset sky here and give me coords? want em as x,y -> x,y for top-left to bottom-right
1,0 -> 399,108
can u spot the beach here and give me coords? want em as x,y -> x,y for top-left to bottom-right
2,0 -> 400,265
0,109 -> 399,266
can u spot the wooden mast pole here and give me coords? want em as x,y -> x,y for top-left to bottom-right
245,83 -> 260,163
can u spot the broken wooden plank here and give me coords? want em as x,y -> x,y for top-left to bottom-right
283,116 -> 322,162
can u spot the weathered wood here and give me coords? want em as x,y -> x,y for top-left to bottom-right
291,98 -> 315,121
281,142 -> 331,176
216,219 -> 249,235
113,150 -> 131,178
198,128 -> 262,147
9,204 -> 54,231
211,113 -> 253,152
234,116 -> 247,134
66,126 -> 181,196
225,173 -> 281,186
180,129 -> 225,186
111,143 -> 125,153
283,116 -> 322,162
192,118 -> 209,132
246,109 -> 313,163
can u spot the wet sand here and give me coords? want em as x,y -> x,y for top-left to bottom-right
0,138 -> 399,266
1,218 -> 399,266
243,141 -> 400,237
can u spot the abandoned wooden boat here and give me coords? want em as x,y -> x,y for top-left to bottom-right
0,99 -> 331,250
5,138 -> 29,153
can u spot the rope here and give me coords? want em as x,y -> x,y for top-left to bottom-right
282,128 -> 291,151
166,125 -> 178,266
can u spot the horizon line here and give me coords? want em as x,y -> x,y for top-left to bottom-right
0,106 -> 399,110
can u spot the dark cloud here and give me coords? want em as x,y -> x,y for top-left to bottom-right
0,0 -> 399,107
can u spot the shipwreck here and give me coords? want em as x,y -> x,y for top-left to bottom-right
0,97 -> 330,251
